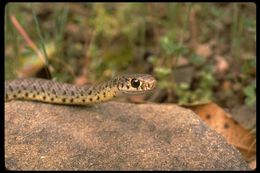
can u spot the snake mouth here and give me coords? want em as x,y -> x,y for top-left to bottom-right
148,81 -> 157,90
120,89 -> 155,96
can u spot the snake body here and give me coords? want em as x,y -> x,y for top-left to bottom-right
5,74 -> 156,105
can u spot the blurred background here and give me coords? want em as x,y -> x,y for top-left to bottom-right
4,3 -> 256,168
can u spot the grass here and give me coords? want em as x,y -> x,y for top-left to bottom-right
4,3 -> 256,107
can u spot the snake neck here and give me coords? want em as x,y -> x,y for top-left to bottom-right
85,78 -> 121,103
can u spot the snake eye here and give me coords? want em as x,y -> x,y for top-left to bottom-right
131,78 -> 140,88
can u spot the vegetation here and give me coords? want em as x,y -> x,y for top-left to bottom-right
5,3 -> 256,108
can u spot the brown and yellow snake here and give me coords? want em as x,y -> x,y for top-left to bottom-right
5,74 -> 157,105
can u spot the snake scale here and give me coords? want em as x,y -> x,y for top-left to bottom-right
5,74 -> 157,105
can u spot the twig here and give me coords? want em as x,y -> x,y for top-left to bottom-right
9,15 -> 45,64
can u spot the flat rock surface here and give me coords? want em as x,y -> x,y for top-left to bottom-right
5,101 -> 249,170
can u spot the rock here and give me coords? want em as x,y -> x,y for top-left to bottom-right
5,101 -> 249,170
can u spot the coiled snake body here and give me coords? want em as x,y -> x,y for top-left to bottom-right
5,74 -> 156,105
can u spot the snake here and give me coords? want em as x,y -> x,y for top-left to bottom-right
5,74 -> 157,105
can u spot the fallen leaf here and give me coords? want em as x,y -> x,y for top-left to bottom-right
195,44 -> 212,58
185,102 -> 256,162
176,56 -> 189,66
221,80 -> 232,91
248,159 -> 256,170
215,55 -> 229,73
74,75 -> 89,86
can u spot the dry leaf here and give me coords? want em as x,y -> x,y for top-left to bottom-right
215,55 -> 229,73
195,44 -> 212,58
221,80 -> 232,91
176,56 -> 189,66
186,102 -> 256,162
74,75 -> 89,86
248,159 -> 256,170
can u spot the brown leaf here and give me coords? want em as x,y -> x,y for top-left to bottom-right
248,159 -> 256,170
74,75 -> 88,86
176,56 -> 189,66
215,55 -> 229,74
195,44 -> 212,58
186,102 -> 256,162
221,80 -> 232,91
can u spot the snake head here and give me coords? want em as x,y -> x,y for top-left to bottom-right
116,74 -> 157,95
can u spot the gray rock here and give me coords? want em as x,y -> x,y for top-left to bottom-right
5,101 -> 249,170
